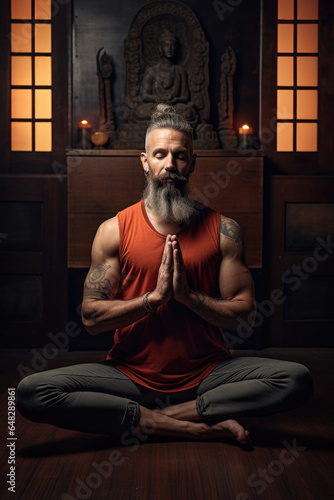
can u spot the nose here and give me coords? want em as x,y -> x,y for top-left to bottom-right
164,152 -> 177,172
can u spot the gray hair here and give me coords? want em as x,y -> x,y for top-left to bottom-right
145,104 -> 193,151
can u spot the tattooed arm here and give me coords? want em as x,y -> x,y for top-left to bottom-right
173,215 -> 255,331
81,217 -> 154,334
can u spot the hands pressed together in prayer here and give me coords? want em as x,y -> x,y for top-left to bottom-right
151,235 -> 191,307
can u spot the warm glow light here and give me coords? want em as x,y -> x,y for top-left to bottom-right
277,24 -> 294,53
11,89 -> 32,119
81,120 -> 88,125
35,89 -> 52,119
277,56 -> 294,86
277,0 -> 294,20
277,122 -> 293,152
35,56 -> 52,86
11,0 -> 52,153
35,122 -> 52,151
11,23 -> 32,52
35,24 -> 51,53
297,24 -> 318,53
11,122 -> 32,151
35,0 -> 52,20
11,0 -> 31,20
296,123 -> 317,151
11,56 -> 32,86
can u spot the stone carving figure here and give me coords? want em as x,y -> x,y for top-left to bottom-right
135,30 -> 197,124
96,47 -> 115,131
218,46 -> 238,148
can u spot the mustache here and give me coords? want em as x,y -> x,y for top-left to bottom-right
158,172 -> 188,183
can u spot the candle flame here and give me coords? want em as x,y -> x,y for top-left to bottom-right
241,124 -> 250,130
81,120 -> 88,125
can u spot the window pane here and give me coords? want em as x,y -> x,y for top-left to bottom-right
297,57 -> 318,86
297,24 -> 318,53
10,23 -> 32,53
35,56 -> 52,85
11,89 -> 32,118
297,90 -> 318,119
11,122 -> 32,151
35,24 -> 51,53
277,24 -> 294,53
278,0 -> 294,19
11,0 -> 31,19
35,89 -> 52,119
277,57 -> 294,86
277,122 -> 293,151
35,122 -> 52,151
297,0 -> 318,20
11,56 -> 32,86
35,0 -> 51,20
277,90 -> 294,119
296,123 -> 317,151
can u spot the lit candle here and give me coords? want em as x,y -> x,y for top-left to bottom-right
77,120 -> 92,149
239,124 -> 253,135
238,124 -> 253,149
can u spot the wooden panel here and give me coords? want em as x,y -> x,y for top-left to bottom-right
67,156 -> 146,213
68,213 -> 114,268
190,157 -> 263,213
0,175 -> 67,347
68,155 -> 263,268
268,175 -> 334,347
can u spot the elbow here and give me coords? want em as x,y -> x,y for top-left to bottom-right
238,301 -> 256,332
81,304 -> 100,335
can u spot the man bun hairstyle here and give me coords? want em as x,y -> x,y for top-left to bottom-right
145,103 -> 193,151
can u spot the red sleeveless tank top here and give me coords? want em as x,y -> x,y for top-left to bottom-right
106,200 -> 231,391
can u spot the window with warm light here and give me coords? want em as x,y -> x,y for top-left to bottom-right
10,0 -> 52,152
276,0 -> 319,152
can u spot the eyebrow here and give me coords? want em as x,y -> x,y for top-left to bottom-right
152,147 -> 188,155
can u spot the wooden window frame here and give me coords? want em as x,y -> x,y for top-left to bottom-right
261,0 -> 334,174
0,0 -> 70,174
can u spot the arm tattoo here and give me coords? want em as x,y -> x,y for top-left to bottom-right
84,264 -> 113,300
220,217 -> 242,243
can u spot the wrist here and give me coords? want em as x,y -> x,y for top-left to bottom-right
142,291 -> 160,312
181,290 -> 205,308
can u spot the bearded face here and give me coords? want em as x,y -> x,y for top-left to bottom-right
142,167 -> 195,224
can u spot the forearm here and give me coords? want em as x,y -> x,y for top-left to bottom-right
179,291 -> 255,331
82,295 -> 155,334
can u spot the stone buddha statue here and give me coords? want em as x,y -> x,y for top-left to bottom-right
135,30 -> 197,124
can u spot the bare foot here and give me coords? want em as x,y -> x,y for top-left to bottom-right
136,407 -> 249,445
187,419 -> 250,444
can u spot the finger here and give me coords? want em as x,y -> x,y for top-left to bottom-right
172,239 -> 184,268
162,238 -> 173,267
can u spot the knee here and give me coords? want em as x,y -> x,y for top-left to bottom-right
16,374 -> 49,421
286,362 -> 314,404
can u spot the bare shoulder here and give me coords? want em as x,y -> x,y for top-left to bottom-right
219,215 -> 244,259
91,215 -> 120,261
219,215 -> 243,243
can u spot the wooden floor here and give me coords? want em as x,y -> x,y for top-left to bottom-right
1,348 -> 334,500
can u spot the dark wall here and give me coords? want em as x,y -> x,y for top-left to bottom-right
72,0 -> 261,145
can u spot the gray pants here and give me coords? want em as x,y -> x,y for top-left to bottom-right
16,357 -> 313,437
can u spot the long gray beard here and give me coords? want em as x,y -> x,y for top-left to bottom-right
142,174 -> 195,224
